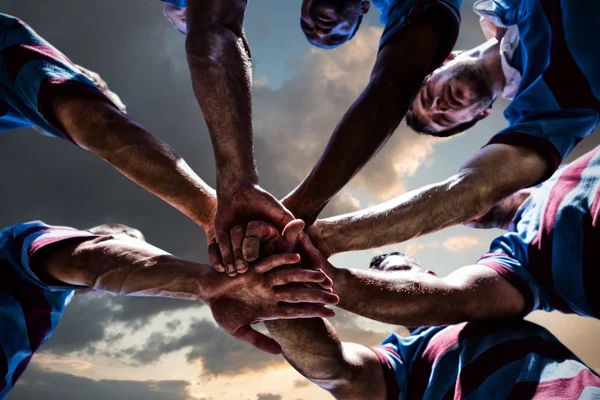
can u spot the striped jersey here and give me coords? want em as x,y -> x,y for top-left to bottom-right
0,221 -> 94,399
0,14 -> 110,145
478,145 -> 600,317
373,320 -> 600,400
476,0 -> 600,175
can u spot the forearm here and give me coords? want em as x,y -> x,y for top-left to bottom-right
320,173 -> 493,254
328,267 -> 465,326
286,75 -> 418,223
185,0 -> 257,190
40,236 -> 214,302
326,264 -> 526,326
266,318 -> 358,391
53,97 -> 216,231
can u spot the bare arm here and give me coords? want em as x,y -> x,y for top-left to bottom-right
184,0 -> 256,188
312,143 -> 549,256
266,318 -> 386,400
325,263 -> 526,327
32,231 -> 339,353
51,94 -> 216,234
283,7 -> 456,223
184,0 -> 296,274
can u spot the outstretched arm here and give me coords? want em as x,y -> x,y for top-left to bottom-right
323,262 -> 526,327
184,0 -> 294,274
283,7 -> 456,224
31,225 -> 339,354
309,143 -> 549,257
50,91 -> 217,236
266,318 -> 386,400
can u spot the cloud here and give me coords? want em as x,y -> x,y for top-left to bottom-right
124,319 -> 283,377
293,379 -> 311,388
442,236 -> 480,252
252,25 -> 439,216
10,364 -> 192,400
256,394 -> 282,400
42,293 -> 202,355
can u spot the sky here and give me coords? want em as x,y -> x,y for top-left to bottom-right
2,0 -> 600,399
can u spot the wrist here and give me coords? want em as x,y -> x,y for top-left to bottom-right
308,221 -> 337,258
282,189 -> 324,225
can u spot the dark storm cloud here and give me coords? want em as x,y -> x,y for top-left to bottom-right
42,294 -> 201,355
8,364 -> 192,400
124,318 -> 283,376
122,310 -> 397,377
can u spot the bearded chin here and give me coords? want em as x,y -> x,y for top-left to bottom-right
454,64 -> 494,104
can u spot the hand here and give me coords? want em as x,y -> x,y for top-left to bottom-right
214,182 -> 294,275
206,251 -> 339,354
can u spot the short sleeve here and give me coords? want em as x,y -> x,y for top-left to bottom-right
0,15 -> 116,144
0,221 -> 97,291
487,108 -> 600,179
477,249 -> 551,314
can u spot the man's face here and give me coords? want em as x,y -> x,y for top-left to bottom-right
408,55 -> 494,133
300,0 -> 367,49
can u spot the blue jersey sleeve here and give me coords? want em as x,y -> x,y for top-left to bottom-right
0,14 -> 114,144
0,221 -> 96,291
487,108 -> 600,179
477,235 -> 554,314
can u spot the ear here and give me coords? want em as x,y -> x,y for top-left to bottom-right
476,107 -> 492,120
361,0 -> 371,14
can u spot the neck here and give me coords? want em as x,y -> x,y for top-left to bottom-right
468,38 -> 505,98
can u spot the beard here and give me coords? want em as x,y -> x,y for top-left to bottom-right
452,63 -> 494,106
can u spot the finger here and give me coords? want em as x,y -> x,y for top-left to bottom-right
208,240 -> 225,273
297,233 -> 326,270
232,325 -> 281,355
275,286 -> 339,305
277,219 -> 305,253
230,225 -> 248,274
243,220 -> 279,262
275,303 -> 337,319
254,253 -> 300,274
216,231 -> 237,277
269,268 -> 331,287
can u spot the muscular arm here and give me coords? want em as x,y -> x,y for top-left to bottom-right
184,0 -> 256,189
265,318 -> 386,400
51,94 -> 216,234
324,263 -> 525,327
284,7 -> 455,223
313,143 -> 549,256
35,234 -> 213,300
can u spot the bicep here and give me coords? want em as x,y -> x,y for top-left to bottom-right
444,264 -> 527,320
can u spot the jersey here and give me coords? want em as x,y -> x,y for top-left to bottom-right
0,221 -> 95,399
373,0 -> 461,67
373,320 -> 600,400
0,14 -> 111,145
478,145 -> 600,318
475,0 -> 600,176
